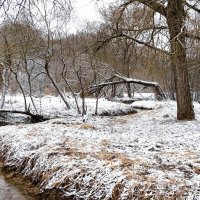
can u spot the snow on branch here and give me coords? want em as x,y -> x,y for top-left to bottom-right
87,74 -> 166,101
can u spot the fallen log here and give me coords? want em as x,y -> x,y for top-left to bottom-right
87,74 -> 166,101
98,107 -> 138,116
0,110 -> 49,123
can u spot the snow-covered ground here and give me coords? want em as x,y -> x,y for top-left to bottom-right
1,94 -> 200,199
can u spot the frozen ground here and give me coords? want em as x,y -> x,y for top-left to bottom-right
0,94 -> 200,199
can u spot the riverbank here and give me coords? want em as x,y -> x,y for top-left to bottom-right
1,160 -> 68,200
0,161 -> 37,200
1,97 -> 200,199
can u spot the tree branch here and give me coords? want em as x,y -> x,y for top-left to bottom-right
185,1 -> 200,13
136,0 -> 167,16
119,26 -> 168,32
95,32 -> 169,55
185,33 -> 200,41
120,34 -> 170,55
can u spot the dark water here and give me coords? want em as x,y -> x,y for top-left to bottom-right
0,173 -> 35,200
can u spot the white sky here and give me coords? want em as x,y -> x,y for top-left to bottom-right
73,0 -> 100,21
69,0 -> 100,32
70,0 -> 116,33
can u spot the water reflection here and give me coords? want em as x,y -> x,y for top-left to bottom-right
0,174 -> 29,200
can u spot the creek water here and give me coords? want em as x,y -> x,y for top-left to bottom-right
0,172 -> 35,200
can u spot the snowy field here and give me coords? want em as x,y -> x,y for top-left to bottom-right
1,94 -> 200,199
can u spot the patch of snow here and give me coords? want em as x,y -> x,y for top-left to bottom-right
0,95 -> 200,198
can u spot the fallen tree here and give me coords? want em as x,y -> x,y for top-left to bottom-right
87,74 -> 166,100
97,105 -> 138,116
0,110 -> 49,124
83,75 -> 166,115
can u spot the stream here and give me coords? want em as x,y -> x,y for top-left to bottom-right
0,170 -> 35,200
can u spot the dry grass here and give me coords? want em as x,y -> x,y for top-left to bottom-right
80,123 -> 96,130
48,146 -> 89,159
1,115 -> 199,199
112,182 -> 124,200
100,139 -> 109,147
94,151 -> 143,169
164,151 -> 199,159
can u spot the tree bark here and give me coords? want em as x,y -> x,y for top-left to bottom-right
166,0 -> 194,120
44,62 -> 70,109
0,66 -> 10,109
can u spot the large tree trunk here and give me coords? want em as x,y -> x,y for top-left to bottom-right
166,0 -> 195,120
126,67 -> 132,98
0,66 -> 10,109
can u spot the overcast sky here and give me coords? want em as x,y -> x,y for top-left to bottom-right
69,0 -> 99,32
70,0 -> 116,33
74,0 -> 99,21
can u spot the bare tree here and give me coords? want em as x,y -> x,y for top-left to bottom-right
95,0 -> 200,120
0,0 -> 72,112
35,0 -> 72,109
0,63 -> 10,109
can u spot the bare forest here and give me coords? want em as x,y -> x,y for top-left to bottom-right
0,1 -> 200,199
0,0 -> 199,120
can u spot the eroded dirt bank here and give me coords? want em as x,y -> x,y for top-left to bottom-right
0,161 -> 66,200
0,160 -> 36,200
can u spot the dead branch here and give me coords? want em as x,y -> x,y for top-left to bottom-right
0,110 -> 49,123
